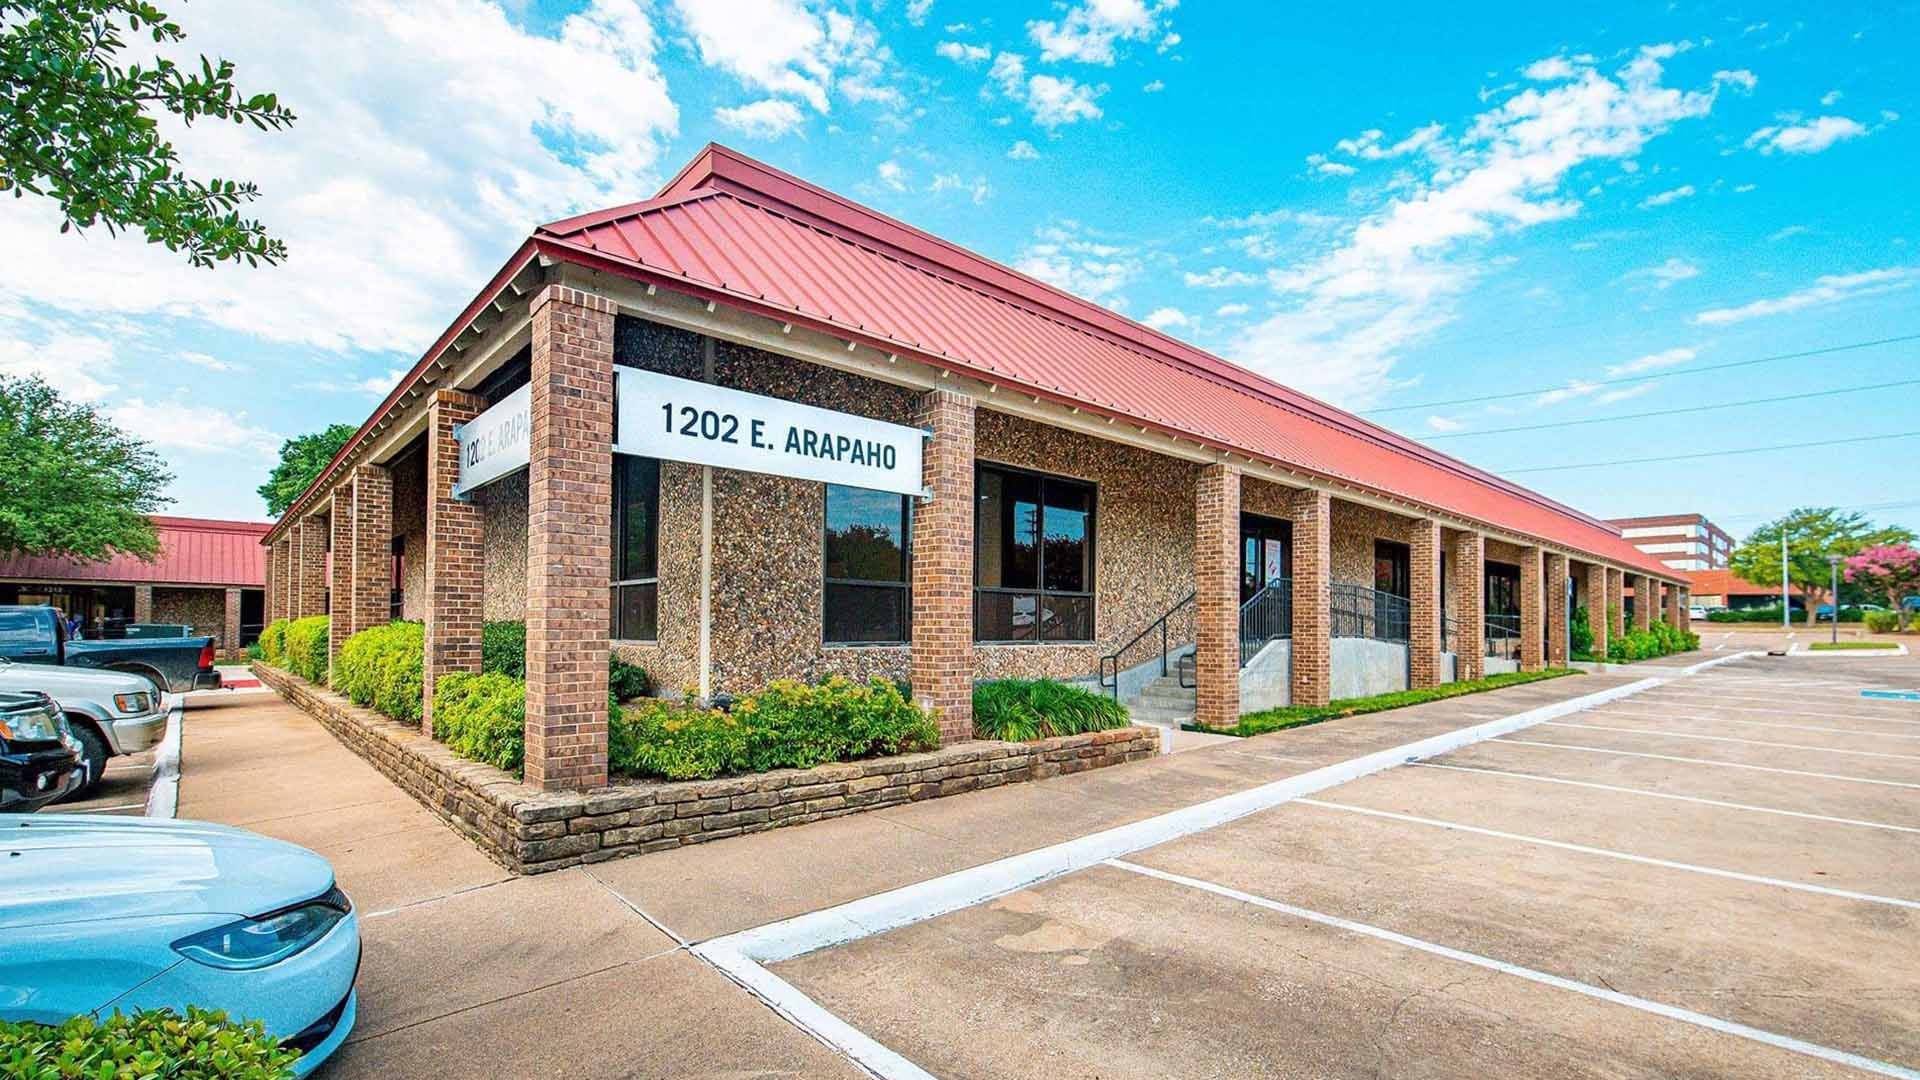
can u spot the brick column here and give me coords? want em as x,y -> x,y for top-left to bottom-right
133,585 -> 154,624
911,389 -> 977,744
1452,532 -> 1485,682
223,587 -> 243,660
1665,580 -> 1684,627
274,537 -> 295,621
293,518 -> 329,618
1545,552 -> 1569,667
263,545 -> 278,626
424,389 -> 488,734
1519,546 -> 1544,671
1288,488 -> 1331,707
1584,563 -> 1609,659
1409,518 -> 1442,689
1193,464 -> 1241,728
347,464 -> 393,641
524,285 -> 615,792
1632,574 -> 1652,630
328,494 -> 354,672
1608,568 -> 1626,641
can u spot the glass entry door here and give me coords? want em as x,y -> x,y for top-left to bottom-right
1241,515 -> 1291,603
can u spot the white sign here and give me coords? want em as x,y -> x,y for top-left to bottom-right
454,384 -> 530,497
615,367 -> 926,496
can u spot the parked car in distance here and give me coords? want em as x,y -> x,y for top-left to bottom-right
0,605 -> 219,695
0,692 -> 85,813
0,658 -> 167,800
1688,605 -> 1709,620
0,815 -> 361,1076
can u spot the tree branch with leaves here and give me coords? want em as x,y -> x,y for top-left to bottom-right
0,0 -> 294,267
0,375 -> 173,561
1730,507 -> 1915,626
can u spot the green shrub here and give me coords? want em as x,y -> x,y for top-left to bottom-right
281,615 -> 331,683
1569,606 -> 1594,659
245,641 -> 265,661
481,620 -> 525,677
482,620 -> 649,700
1206,668 -> 1579,738
613,677 -> 937,781
335,621 -> 425,725
1864,610 -> 1900,633
1605,620 -> 1699,662
258,619 -> 288,664
609,654 -> 651,701
972,678 -> 1130,741
0,1006 -> 298,1079
1707,605 -> 1802,623
432,671 -> 527,774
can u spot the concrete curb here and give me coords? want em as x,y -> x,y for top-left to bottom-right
1786,642 -> 1910,657
144,699 -> 184,819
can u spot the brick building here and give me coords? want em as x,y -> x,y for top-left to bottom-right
261,145 -> 1690,792
1606,513 -> 1734,572
0,516 -> 268,659
1687,568 -> 1802,613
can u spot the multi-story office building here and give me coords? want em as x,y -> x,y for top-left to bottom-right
1606,513 -> 1734,572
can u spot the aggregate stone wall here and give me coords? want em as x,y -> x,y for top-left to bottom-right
388,441 -> 428,622
153,587 -> 225,639
478,471 -> 530,623
255,661 -> 1157,874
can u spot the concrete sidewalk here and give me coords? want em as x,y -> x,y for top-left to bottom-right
183,669 -> 1648,1076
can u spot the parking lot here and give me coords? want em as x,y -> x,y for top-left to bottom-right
751,652 -> 1920,1078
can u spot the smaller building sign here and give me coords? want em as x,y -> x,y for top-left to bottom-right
614,368 -> 926,496
454,384 -> 530,497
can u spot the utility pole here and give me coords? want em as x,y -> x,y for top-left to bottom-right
1829,555 -> 1843,645
1781,533 -> 1790,628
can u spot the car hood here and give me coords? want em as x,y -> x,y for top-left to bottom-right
0,662 -> 153,698
0,815 -> 336,930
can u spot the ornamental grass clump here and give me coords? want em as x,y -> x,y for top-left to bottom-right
334,621 -> 425,726
972,678 -> 1130,742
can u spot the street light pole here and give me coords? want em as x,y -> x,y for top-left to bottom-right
1781,533 -> 1790,628
1829,554 -> 1843,645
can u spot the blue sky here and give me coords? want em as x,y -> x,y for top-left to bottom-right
1,0 -> 1914,542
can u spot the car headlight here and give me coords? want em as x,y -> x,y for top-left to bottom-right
112,691 -> 153,714
0,704 -> 63,742
172,886 -> 352,970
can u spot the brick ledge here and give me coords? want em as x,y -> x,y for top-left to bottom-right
252,664 -> 1158,874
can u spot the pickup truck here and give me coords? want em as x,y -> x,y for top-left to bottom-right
0,658 -> 168,798
0,605 -> 220,695
0,689 -> 86,812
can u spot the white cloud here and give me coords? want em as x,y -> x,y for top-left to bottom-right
1183,267 -> 1261,289
906,0 -> 933,26
1215,302 -> 1251,317
1334,122 -> 1445,161
1820,89 -> 1843,106
1310,158 -> 1357,177
1142,79 -> 1165,93
1596,381 -> 1659,405
936,40 -> 990,65
180,351 -> 240,373
0,0 -> 680,358
1745,115 -> 1868,154
714,98 -> 807,138
1768,224 -> 1809,242
1605,346 -> 1695,376
1522,56 -> 1577,81
1639,184 -> 1695,208
929,173 -> 992,204
876,159 -> 908,191
357,367 -> 407,395
1014,222 -> 1140,302
0,326 -> 119,401
1025,74 -> 1105,127
1142,307 -> 1187,330
1620,256 -> 1701,290
1425,415 -> 1466,432
671,0 -> 900,114
1713,69 -> 1758,93
1234,44 -> 1726,407
1734,183 -> 1757,193
1027,0 -> 1176,65
1693,268 -> 1916,325
107,399 -> 279,455
1007,139 -> 1041,160
1535,380 -> 1600,406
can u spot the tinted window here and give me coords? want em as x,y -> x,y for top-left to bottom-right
0,611 -> 41,645
824,485 -> 910,644
611,456 -> 660,640
975,466 -> 1096,642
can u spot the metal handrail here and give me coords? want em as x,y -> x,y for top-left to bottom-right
1331,582 -> 1410,642
1099,591 -> 1195,700
1485,612 -> 1521,660
1239,578 -> 1292,667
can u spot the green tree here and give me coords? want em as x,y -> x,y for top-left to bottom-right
257,423 -> 354,518
1,0 -> 295,267
0,375 -> 172,561
1730,507 -> 1915,626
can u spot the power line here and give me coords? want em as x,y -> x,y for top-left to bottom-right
1501,431 -> 1920,475
1363,333 -> 1920,415
1714,498 -> 1920,524
1425,377 -> 1920,439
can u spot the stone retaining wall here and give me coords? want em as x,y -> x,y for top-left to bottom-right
254,664 -> 1159,874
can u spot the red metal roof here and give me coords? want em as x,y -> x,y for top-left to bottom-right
534,144 -> 1677,579
0,517 -> 269,587
1688,569 -> 1801,598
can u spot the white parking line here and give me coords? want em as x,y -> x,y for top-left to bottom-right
1587,709 -> 1920,740
1638,695 -> 1920,723
1105,859 -> 1920,1080
1411,762 -> 1920,834
1293,799 -> 1920,910
1493,739 -> 1920,790
1539,721 -> 1920,762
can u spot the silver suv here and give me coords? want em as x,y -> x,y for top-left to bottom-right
0,657 -> 168,799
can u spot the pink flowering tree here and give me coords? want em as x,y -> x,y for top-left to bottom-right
1845,544 -> 1920,631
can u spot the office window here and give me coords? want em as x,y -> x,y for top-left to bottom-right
824,485 -> 910,644
610,456 -> 659,641
975,465 -> 1095,642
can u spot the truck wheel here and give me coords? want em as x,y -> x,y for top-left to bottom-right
56,721 -> 109,801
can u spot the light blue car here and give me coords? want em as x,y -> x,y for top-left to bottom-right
0,814 -> 360,1075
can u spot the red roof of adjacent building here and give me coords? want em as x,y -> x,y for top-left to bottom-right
1688,568 -> 1801,598
0,517 -> 269,587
